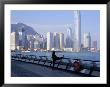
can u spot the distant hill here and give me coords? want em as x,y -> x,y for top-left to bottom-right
11,23 -> 37,35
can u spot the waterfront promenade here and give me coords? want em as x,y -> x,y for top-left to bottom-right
11,59 -> 99,77
11,60 -> 83,77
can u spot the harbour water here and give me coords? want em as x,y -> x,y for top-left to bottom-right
12,51 -> 100,61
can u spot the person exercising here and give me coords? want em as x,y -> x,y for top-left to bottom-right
52,51 -> 63,69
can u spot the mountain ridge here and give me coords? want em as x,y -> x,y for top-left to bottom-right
11,23 -> 38,35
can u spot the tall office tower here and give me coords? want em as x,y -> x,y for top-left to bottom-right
40,36 -> 46,50
18,28 -> 22,47
34,35 -> 40,50
92,40 -> 97,50
10,32 -> 18,50
83,32 -> 91,49
27,35 -> 34,50
39,35 -> 44,49
42,34 -> 47,49
73,10 -> 81,52
67,26 -> 72,37
24,34 -> 28,50
43,38 -> 47,49
59,33 -> 64,50
66,27 -> 73,48
53,32 -> 60,49
17,26 -> 26,50
47,32 -> 53,50
34,39 -> 40,50
34,33 -> 42,50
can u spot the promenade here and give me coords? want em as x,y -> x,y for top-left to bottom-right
11,60 -> 85,77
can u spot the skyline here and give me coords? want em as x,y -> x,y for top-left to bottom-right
11,10 -> 100,48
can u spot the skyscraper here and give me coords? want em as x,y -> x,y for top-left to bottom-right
47,32 -> 53,50
67,26 -> 72,37
66,26 -> 73,48
18,28 -> 22,47
73,10 -> 81,52
43,37 -> 47,50
34,34 -> 40,50
53,32 -> 60,49
27,35 -> 34,50
10,32 -> 18,50
59,33 -> 64,50
24,34 -> 28,50
17,26 -> 26,50
39,35 -> 44,49
83,32 -> 91,49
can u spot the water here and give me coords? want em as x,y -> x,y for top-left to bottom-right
12,51 -> 100,61
12,51 -> 100,67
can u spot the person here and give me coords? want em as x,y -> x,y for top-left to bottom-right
89,62 -> 96,76
73,59 -> 81,73
51,51 -> 63,69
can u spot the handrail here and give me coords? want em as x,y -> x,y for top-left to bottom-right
11,53 -> 100,64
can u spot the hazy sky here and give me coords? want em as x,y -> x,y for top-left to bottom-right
11,10 -> 100,48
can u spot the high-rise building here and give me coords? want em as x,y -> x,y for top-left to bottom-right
39,35 -> 44,49
73,10 -> 81,52
67,26 -> 72,37
10,32 -> 18,50
17,27 -> 26,50
83,32 -> 91,49
66,27 -> 73,48
27,35 -> 34,50
34,38 -> 40,50
34,33 -> 41,50
53,32 -> 60,49
24,34 -> 28,50
43,38 -> 47,50
59,33 -> 64,50
47,32 -> 53,50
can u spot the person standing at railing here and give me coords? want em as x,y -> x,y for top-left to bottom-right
89,62 -> 96,76
73,59 -> 81,72
52,51 -> 63,69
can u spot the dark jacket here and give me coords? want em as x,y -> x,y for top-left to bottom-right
52,53 -> 58,61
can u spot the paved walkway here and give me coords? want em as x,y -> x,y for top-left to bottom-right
11,60 -> 83,77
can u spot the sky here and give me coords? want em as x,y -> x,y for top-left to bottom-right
11,10 -> 100,48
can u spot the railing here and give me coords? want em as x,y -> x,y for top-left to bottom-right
11,53 -> 100,77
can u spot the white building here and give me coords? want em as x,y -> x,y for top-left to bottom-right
64,48 -> 73,52
59,33 -> 64,50
10,32 -> 18,50
47,32 -> 53,51
73,10 -> 81,52
83,32 -> 91,49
